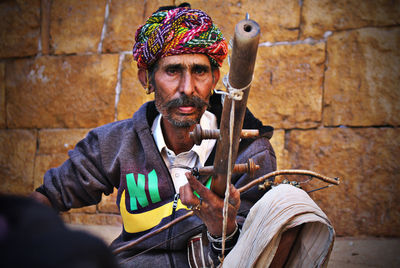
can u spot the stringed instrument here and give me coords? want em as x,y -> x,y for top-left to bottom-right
113,15 -> 340,258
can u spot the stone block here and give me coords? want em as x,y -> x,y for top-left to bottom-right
61,212 -> 122,226
66,206 -> 97,214
215,59 -> 229,92
302,0 -> 400,39
6,54 -> 118,128
50,0 -> 106,54
285,127 -> 400,236
33,154 -> 68,190
102,0 -> 174,52
98,191 -> 119,214
38,128 -> 91,154
0,0 -> 40,58
248,42 -> 325,129
177,0 -> 300,43
34,129 -> 91,189
117,54 -> 154,120
40,0 -> 51,55
0,62 -> 5,128
324,28 -> 400,127
269,129 -> 288,170
0,129 -> 37,195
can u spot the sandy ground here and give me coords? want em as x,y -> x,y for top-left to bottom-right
68,224 -> 400,267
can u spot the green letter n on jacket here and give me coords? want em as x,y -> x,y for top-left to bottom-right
126,169 -> 161,211
120,169 -> 189,233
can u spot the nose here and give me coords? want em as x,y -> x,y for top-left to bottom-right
179,71 -> 195,96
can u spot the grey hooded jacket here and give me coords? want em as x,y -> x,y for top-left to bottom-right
37,94 -> 276,267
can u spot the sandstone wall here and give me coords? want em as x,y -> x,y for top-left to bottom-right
0,0 -> 399,237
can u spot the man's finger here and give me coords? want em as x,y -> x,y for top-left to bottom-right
179,182 -> 197,205
185,172 -> 211,198
228,184 -> 240,207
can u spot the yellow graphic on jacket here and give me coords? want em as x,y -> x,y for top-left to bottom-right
120,170 -> 212,233
120,189 -> 189,233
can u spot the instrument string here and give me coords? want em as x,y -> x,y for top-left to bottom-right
220,95 -> 236,261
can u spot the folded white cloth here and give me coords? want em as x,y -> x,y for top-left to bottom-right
223,184 -> 335,268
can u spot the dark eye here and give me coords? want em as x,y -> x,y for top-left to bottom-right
193,66 -> 208,75
166,67 -> 179,75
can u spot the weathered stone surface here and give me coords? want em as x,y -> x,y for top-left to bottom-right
69,206 -> 97,214
285,127 -> 400,236
50,0 -> 106,54
98,191 -> 119,214
33,154 -> 67,190
269,129 -> 288,170
0,129 -> 37,195
38,128 -> 91,154
102,0 -> 174,52
324,28 -> 400,127
0,62 -> 5,128
6,54 -> 118,128
40,0 -> 51,55
302,0 -> 400,39
61,212 -> 122,226
177,0 -> 300,43
117,54 -> 154,120
0,0 -> 40,58
34,128 -> 90,189
1,0 -> 398,239
248,42 -> 325,129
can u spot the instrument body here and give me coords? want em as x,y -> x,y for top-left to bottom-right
212,18 -> 261,197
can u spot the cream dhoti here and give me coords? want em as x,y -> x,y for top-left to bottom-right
223,184 -> 335,268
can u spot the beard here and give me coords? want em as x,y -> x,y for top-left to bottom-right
155,93 -> 210,128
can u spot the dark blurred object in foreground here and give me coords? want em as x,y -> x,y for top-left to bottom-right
0,194 -> 119,268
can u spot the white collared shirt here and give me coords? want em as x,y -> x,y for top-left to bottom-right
151,111 -> 217,192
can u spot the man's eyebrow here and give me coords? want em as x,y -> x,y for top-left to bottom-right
191,63 -> 210,70
163,63 -> 184,70
162,63 -> 211,71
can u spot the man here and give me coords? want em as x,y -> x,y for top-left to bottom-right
32,4 -> 334,268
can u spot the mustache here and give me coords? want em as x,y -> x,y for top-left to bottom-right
164,95 -> 210,109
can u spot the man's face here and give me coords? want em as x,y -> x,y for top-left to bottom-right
152,54 -> 219,128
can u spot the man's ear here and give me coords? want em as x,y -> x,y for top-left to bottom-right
138,69 -> 154,94
212,68 -> 220,88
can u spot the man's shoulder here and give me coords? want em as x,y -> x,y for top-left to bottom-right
87,101 -> 157,139
85,119 -> 134,146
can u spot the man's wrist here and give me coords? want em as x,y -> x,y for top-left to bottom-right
207,223 -> 241,257
207,220 -> 238,237
206,222 -> 239,243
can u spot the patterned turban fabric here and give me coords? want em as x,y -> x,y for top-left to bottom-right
132,7 -> 228,69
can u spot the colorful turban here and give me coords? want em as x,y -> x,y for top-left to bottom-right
132,7 -> 228,69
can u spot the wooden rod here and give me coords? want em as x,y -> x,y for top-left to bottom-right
211,19 -> 261,197
189,124 -> 259,145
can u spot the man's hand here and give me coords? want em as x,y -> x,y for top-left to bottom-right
29,191 -> 52,208
179,172 -> 240,236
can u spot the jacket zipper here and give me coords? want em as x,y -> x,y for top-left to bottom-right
167,193 -> 180,267
172,193 -> 180,211
149,128 -> 180,267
